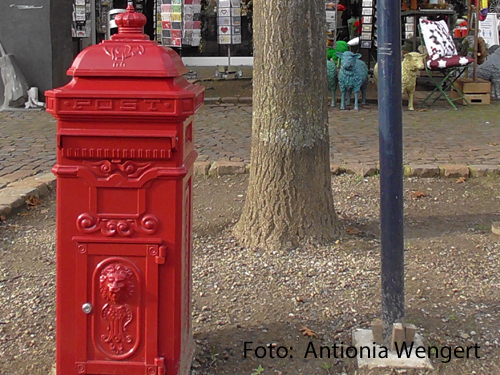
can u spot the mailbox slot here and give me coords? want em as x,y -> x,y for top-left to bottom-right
60,133 -> 177,160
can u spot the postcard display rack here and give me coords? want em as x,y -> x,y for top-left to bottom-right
360,0 -> 376,49
72,0 -> 91,38
156,0 -> 202,48
95,0 -> 112,35
326,1 -> 339,48
72,1 -> 146,39
214,0 -> 243,78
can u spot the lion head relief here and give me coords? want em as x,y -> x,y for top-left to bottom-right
99,263 -> 135,304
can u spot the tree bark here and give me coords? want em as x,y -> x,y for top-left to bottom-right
234,0 -> 340,250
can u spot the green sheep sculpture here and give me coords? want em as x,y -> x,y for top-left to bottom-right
336,51 -> 368,110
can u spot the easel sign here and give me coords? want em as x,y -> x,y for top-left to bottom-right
478,13 -> 500,48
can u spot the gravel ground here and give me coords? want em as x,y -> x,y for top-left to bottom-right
1,174 -> 500,375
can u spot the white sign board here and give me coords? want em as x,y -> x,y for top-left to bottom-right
479,13 -> 500,48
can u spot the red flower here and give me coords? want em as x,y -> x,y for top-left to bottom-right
354,20 -> 362,34
338,4 -> 346,11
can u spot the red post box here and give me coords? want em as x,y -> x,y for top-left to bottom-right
46,6 -> 204,375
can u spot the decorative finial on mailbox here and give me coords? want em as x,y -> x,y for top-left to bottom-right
113,4 -> 148,39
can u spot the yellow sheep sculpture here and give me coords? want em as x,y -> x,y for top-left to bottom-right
374,52 -> 426,111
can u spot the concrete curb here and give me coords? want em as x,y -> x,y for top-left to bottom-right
203,97 -> 386,105
0,172 -> 56,219
204,97 -> 252,104
195,161 -> 500,179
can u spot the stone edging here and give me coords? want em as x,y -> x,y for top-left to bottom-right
203,97 -> 384,105
204,97 -> 252,104
197,161 -> 500,179
1,163 -> 499,221
0,173 -> 56,219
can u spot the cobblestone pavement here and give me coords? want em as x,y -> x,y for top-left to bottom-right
1,101 -> 500,190
0,110 -> 56,188
196,101 -> 500,166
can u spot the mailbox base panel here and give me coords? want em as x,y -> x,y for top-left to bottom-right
55,168 -> 194,375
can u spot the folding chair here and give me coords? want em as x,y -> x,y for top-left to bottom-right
418,19 -> 475,110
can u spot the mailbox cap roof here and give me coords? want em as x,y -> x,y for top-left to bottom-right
67,5 -> 188,78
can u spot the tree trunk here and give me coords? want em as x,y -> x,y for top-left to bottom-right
234,0 -> 340,250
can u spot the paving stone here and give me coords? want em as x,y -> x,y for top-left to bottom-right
344,164 -> 378,177
493,222 -> 500,236
439,164 -> 470,178
405,164 -> 440,178
0,165 -> 23,178
468,165 -> 500,178
0,194 -> 25,209
0,186 -> 38,197
0,204 -> 12,217
330,164 -> 341,175
391,323 -> 405,352
194,161 -> 211,176
405,324 -> 417,343
208,161 -> 246,176
221,97 -> 239,103
203,97 -> 221,104
371,319 -> 384,345
34,172 -> 57,184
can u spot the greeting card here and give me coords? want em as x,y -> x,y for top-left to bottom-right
218,35 -> 231,44
218,17 -> 231,25
218,7 -> 231,17
361,32 -> 372,40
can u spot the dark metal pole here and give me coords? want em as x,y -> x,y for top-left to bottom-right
377,0 -> 405,341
